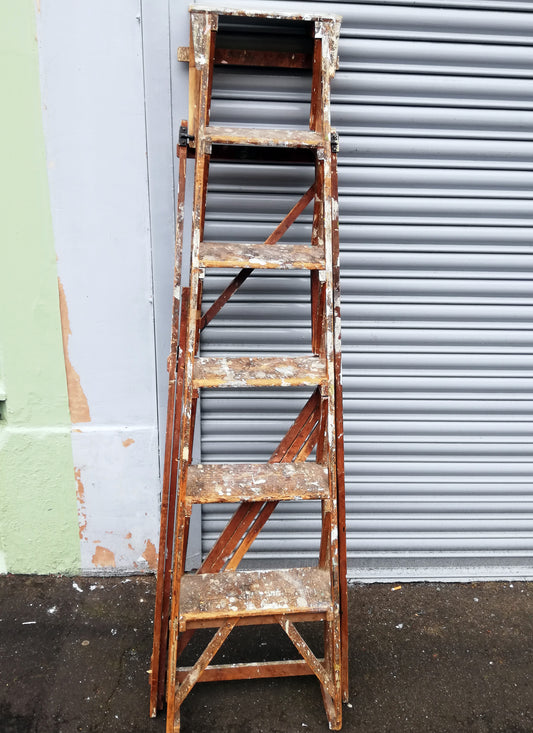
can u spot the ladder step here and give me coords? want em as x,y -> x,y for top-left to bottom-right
187,463 -> 329,505
204,125 -> 324,148
199,242 -> 325,270
180,567 -> 331,623
193,356 -> 326,388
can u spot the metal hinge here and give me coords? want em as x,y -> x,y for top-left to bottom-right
178,124 -> 195,149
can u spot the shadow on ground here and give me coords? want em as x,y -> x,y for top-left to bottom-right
0,576 -> 531,732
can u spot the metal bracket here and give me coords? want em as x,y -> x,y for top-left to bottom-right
330,131 -> 339,154
179,124 -> 195,149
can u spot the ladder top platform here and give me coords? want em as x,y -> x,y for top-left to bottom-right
190,5 -> 342,24
180,567 -> 331,623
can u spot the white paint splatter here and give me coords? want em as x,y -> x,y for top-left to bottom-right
72,582 -> 83,593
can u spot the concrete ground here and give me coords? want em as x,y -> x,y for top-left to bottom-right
0,575 -> 531,733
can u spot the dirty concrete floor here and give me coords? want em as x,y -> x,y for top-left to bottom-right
0,576 -> 531,733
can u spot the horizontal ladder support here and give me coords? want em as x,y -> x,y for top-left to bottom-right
177,658 -> 318,683
179,47 -> 313,69
182,611 -> 327,631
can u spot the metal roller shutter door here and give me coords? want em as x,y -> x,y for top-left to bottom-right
195,0 -> 533,581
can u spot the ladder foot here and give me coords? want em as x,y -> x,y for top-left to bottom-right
322,688 -> 342,731
166,709 -> 180,733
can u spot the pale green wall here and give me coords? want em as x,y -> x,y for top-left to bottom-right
0,0 -> 81,573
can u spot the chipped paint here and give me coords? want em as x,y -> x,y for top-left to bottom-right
122,438 -> 135,447
191,10 -> 211,68
193,355 -> 326,388
191,6 -> 341,24
57,278 -> 91,423
142,539 -> 158,570
91,545 -> 116,568
187,463 -> 328,504
205,125 -> 323,149
74,467 -> 87,541
331,197 -> 339,221
180,567 -> 330,621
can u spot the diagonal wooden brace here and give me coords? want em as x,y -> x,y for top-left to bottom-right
175,619 -> 238,707
270,386 -> 321,462
276,615 -> 336,700
200,502 -> 261,574
200,267 -> 252,330
265,183 -> 315,246
224,501 -> 277,571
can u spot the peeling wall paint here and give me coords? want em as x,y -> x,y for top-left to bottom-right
142,539 -> 158,570
74,468 -> 87,541
92,546 -> 116,568
57,278 -> 91,423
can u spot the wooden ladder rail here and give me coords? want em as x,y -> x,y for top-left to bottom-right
150,133 -> 188,715
165,12 -> 218,730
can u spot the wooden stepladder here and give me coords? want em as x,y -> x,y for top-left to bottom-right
150,7 -> 348,731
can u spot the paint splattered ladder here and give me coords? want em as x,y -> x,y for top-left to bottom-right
150,7 -> 348,731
